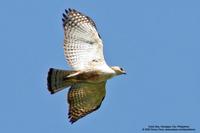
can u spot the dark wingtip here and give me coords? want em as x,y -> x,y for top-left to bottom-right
68,112 -> 78,124
65,9 -> 68,14
68,8 -> 72,12
62,8 -> 71,27
65,8 -> 75,14
69,118 -> 77,124
63,13 -> 67,18
47,68 -> 55,94
62,8 -> 82,27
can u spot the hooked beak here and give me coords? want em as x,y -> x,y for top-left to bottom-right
122,71 -> 126,74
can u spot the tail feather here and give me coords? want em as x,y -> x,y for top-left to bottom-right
47,68 -> 78,94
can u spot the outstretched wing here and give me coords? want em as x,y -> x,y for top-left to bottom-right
63,9 -> 106,70
67,82 -> 106,123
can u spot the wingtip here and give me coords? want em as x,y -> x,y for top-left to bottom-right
68,8 -> 72,12
62,8 -> 72,27
65,9 -> 68,14
63,13 -> 67,18
69,118 -> 77,124
68,112 -> 78,124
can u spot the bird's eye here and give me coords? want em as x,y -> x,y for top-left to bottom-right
120,68 -> 123,71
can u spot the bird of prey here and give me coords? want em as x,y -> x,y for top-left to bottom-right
47,8 -> 126,124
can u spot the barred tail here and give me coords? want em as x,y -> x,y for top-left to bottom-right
47,68 -> 77,94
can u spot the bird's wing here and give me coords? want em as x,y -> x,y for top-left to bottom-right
67,81 -> 106,123
62,9 -> 106,70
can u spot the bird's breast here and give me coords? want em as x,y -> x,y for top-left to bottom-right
75,70 -> 114,83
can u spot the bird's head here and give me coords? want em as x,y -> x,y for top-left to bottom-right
111,66 -> 126,75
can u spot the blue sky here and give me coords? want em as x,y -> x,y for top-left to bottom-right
0,0 -> 199,132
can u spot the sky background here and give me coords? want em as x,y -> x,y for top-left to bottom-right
0,0 -> 199,132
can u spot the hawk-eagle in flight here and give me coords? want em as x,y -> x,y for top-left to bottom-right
47,8 -> 126,124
